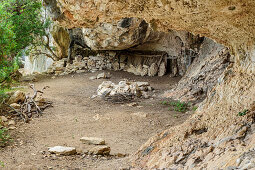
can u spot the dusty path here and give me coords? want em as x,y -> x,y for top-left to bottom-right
0,71 -> 191,169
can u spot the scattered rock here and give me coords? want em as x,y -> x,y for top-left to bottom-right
127,102 -> 138,107
48,146 -> 76,156
96,72 -> 110,79
8,120 -> 16,126
97,80 -> 153,101
80,137 -> 105,145
8,126 -> 16,130
1,116 -> 8,122
9,90 -> 26,104
76,70 -> 86,74
10,103 -> 21,109
89,76 -> 97,80
89,145 -> 111,155
91,95 -> 97,99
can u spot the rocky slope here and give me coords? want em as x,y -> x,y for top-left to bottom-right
43,0 -> 255,169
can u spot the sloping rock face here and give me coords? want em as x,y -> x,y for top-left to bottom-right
163,38 -> 231,102
44,0 -> 255,169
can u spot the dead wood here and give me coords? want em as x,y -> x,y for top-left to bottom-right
5,84 -> 52,122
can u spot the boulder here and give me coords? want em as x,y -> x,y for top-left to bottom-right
0,116 -> 8,122
80,137 -> 105,145
48,146 -> 76,155
9,91 -> 26,104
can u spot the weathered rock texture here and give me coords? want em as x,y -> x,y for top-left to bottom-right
51,25 -> 70,59
163,38 -> 231,102
44,0 -> 255,169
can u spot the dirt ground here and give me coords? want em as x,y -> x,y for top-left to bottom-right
0,71 -> 192,170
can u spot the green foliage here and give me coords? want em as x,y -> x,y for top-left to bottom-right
0,125 -> 10,147
192,106 -> 198,111
161,100 -> 168,105
0,161 -> 4,168
161,100 -> 190,113
170,101 -> 189,113
238,109 -> 248,116
0,0 -> 49,102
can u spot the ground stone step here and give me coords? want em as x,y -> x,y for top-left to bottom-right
48,146 -> 76,155
80,137 -> 105,145
89,145 -> 111,155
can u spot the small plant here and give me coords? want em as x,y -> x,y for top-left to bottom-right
170,101 -> 189,113
238,109 -> 248,116
161,101 -> 168,105
0,161 -> 4,167
192,106 -> 198,111
0,126 -> 10,147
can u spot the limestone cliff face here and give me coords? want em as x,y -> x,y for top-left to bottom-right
44,0 -> 255,169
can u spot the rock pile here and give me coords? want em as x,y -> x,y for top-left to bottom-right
97,80 -> 153,102
48,136 -> 112,157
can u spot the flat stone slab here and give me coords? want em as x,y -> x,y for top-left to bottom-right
89,145 -> 111,155
80,137 -> 105,145
48,146 -> 76,155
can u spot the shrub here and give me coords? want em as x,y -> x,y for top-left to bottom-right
170,101 -> 189,113
161,100 -> 190,113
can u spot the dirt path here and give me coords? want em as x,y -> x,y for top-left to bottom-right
0,71 -> 191,169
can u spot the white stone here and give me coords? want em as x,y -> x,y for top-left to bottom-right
48,146 -> 76,155
80,137 -> 105,145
